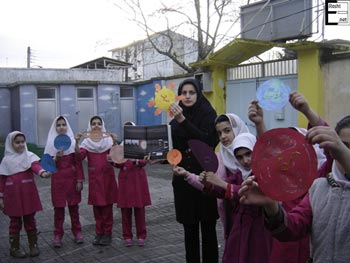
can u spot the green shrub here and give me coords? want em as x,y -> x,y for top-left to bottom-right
27,143 -> 44,158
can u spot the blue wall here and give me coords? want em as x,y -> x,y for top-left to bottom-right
19,85 -> 37,144
97,84 -> 121,137
0,88 -> 11,140
60,84 -> 78,132
136,80 -> 162,126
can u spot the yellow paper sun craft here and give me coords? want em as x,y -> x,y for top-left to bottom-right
148,82 -> 184,117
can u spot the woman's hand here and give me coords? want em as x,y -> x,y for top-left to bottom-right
170,103 -> 185,123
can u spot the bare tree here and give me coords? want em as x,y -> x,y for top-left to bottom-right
113,0 -> 243,73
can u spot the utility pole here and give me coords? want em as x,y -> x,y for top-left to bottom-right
27,46 -> 31,68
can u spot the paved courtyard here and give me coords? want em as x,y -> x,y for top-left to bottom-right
0,163 -> 224,263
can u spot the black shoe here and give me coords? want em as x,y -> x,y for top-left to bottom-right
99,234 -> 111,246
92,234 -> 103,246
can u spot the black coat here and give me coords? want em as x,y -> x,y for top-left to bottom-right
170,78 -> 219,224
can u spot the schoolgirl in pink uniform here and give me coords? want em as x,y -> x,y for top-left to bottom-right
113,121 -> 152,247
44,116 -> 84,248
75,116 -> 118,246
0,131 -> 50,258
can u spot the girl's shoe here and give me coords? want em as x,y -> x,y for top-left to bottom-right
92,234 -> 103,246
99,234 -> 112,246
124,239 -> 132,247
137,239 -> 145,246
74,232 -> 84,244
53,235 -> 62,248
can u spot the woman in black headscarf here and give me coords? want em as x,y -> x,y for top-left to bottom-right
169,78 -> 219,263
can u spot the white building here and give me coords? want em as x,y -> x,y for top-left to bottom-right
109,30 -> 199,81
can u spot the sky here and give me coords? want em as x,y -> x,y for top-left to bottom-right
0,0 -> 147,68
0,0 -> 349,69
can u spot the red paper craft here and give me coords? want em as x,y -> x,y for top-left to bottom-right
251,128 -> 317,201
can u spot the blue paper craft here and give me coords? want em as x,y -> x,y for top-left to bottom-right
256,79 -> 291,111
40,153 -> 56,173
54,134 -> 72,151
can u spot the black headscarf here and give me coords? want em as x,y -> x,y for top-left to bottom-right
170,78 -> 218,149
177,78 -> 213,125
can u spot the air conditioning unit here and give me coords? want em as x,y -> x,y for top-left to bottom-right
194,72 -> 212,92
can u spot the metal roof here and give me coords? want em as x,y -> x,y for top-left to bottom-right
71,56 -> 132,69
191,38 -> 350,69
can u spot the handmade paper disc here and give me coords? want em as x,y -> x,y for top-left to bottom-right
188,139 -> 218,172
54,134 -> 71,151
41,153 -> 56,173
251,128 -> 317,201
256,79 -> 291,111
167,149 -> 182,165
110,145 -> 126,163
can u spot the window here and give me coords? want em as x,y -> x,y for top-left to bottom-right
120,87 -> 133,98
37,88 -> 56,99
77,88 -> 93,98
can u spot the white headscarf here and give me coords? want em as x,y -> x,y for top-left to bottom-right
218,113 -> 250,173
80,116 -> 113,153
0,131 -> 40,176
44,116 -> 75,156
232,133 -> 256,180
294,127 -> 327,171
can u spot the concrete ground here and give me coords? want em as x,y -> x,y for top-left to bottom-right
0,163 -> 224,263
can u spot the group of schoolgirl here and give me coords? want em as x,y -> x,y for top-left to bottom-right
173,91 -> 350,263
0,115 -> 152,258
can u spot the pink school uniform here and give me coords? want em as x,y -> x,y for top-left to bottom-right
78,116 -> 118,245
220,169 -> 272,263
268,122 -> 331,263
193,133 -> 272,263
114,159 -> 151,246
0,131 -> 47,257
44,116 -> 84,246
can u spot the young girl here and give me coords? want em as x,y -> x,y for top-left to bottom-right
44,116 -> 84,248
0,131 -> 50,258
112,121 -> 152,247
239,124 -> 350,263
248,91 -> 331,263
75,116 -> 118,246
175,113 -> 251,236
174,132 -> 273,263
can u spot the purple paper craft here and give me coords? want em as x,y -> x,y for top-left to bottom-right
188,139 -> 218,172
